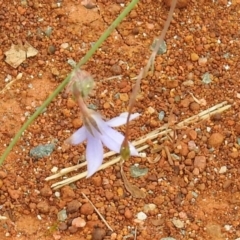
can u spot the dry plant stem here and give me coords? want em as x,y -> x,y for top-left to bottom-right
81,193 -> 113,232
120,159 -> 146,198
164,146 -> 173,166
122,0 -> 177,147
145,0 -> 177,74
134,227 -> 137,240
47,101 -> 231,189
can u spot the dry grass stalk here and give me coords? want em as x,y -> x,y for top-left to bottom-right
46,101 -> 231,189
81,192 -> 113,232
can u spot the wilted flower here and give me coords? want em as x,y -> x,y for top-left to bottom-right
66,108 -> 139,177
66,69 -> 95,99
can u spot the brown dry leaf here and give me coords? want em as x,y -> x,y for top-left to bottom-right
24,41 -> 38,57
120,163 -> 146,199
4,44 -> 26,68
4,42 -> 38,68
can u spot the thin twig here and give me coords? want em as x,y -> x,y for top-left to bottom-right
81,192 -> 113,232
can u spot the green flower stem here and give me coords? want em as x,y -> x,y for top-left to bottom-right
0,0 -> 139,165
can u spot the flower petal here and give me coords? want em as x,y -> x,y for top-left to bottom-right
86,132 -> 104,177
107,112 -> 140,127
129,142 -> 139,156
65,127 -> 87,145
100,127 -> 124,153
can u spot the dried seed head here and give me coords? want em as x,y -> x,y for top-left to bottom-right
66,69 -> 95,99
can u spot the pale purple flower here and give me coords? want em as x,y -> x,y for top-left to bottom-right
66,111 -> 139,177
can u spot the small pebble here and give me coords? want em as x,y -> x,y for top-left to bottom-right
194,156 -> 206,172
37,201 -> 50,214
66,200 -> 81,213
172,218 -> 184,228
119,93 -> 129,102
40,185 -> 52,197
80,203 -> 94,215
92,227 -> 106,240
190,53 -> 199,61
60,43 -> 69,49
143,203 -> 156,213
124,208 -> 133,219
72,118 -> 82,129
208,133 -> 224,147
68,226 -> 78,234
57,209 -> 67,222
136,212 -> 147,220
72,217 -> 86,228
219,166 -> 227,174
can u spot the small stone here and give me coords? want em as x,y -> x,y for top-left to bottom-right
51,68 -> 59,76
193,167 -> 200,176
0,179 -> 3,189
67,98 -> 76,108
105,191 -> 114,200
92,227 -> 106,240
91,176 -> 102,187
143,203 -> 156,213
223,180 -> 232,189
184,35 -> 193,42
208,133 -> 224,147
172,218 -> 184,228
40,185 -> 52,197
190,53 -> 199,61
147,106 -> 155,114
198,57 -> 208,66
58,222 -> 68,231
72,217 -> 86,228
57,209 -> 67,222
219,166 -> 227,174
103,102 -> 110,109
110,64 -> 122,75
188,129 -> 197,140
166,80 -> 179,88
117,187 -> 124,197
187,151 -> 196,159
80,203 -> 94,215
60,43 -> 69,49
151,218 -> 164,226
48,45 -> 56,54
68,226 -> 78,234
151,39 -> 167,55
184,159 -> 192,166
177,141 -> 189,156
189,102 -> 200,111
16,175 -> 24,184
119,93 -> 129,102
194,156 -> 206,172
66,200 -> 81,214
61,186 -> 75,202
124,208 -> 133,219
180,98 -> 190,108
0,171 -> 7,179
37,201 -> 50,214
118,81 -> 128,89
8,189 -> 20,200
229,150 -> 239,159
197,183 -> 206,191
136,212 -> 147,220
29,143 -> 55,159
72,118 -> 82,129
